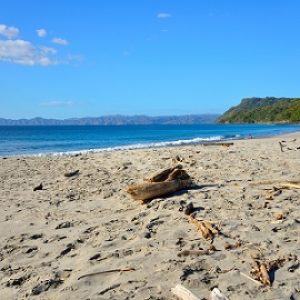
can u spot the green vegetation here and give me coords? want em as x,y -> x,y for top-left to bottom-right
218,97 -> 300,123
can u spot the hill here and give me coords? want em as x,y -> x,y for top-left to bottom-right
218,97 -> 300,123
0,114 -> 219,126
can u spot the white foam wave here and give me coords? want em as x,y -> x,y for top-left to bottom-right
32,135 -> 224,157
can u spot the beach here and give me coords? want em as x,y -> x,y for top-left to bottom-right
0,133 -> 299,300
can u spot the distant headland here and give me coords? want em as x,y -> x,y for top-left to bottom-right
218,97 -> 300,124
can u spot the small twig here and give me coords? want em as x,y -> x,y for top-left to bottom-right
78,267 -> 135,280
240,271 -> 262,286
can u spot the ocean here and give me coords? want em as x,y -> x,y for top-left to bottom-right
0,124 -> 299,156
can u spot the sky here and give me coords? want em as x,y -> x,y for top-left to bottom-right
1,0 -> 300,119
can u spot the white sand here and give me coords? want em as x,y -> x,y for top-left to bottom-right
0,133 -> 299,299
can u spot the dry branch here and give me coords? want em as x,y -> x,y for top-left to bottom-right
178,249 -> 210,257
250,180 -> 300,190
78,267 -> 135,280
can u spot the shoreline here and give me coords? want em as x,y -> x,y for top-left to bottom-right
1,128 -> 300,159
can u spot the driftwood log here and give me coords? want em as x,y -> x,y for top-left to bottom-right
127,165 -> 192,202
127,179 -> 192,202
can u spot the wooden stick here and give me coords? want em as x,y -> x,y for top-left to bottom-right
171,284 -> 201,300
78,267 -> 135,280
240,271 -> 262,286
250,180 -> 300,189
177,249 -> 210,257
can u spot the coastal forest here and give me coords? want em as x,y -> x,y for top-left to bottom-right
218,97 -> 300,123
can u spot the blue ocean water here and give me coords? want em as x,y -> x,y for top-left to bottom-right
0,124 -> 299,156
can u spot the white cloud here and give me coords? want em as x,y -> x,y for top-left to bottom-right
157,12 -> 172,19
52,37 -> 68,45
36,28 -> 47,37
0,39 -> 57,66
0,24 -> 19,39
160,29 -> 169,33
0,23 -> 80,66
39,100 -> 75,107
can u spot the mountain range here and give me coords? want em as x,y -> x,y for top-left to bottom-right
0,114 -> 219,126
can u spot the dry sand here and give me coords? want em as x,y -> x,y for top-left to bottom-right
0,133 -> 299,300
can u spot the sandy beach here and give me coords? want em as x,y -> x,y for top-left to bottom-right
0,133 -> 299,300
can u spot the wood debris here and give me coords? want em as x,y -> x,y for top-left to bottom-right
250,258 -> 287,286
144,165 -> 182,182
128,165 -> 192,202
177,249 -> 210,257
78,267 -> 135,280
188,215 -> 218,240
251,180 -> 300,190
127,179 -> 192,202
272,212 -> 284,220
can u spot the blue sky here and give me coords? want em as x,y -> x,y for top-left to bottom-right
1,0 -> 300,119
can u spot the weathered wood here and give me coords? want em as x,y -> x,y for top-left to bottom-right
177,249 -> 210,257
166,169 -> 190,181
250,180 -> 300,189
171,284 -> 201,300
127,179 -> 192,202
240,271 -> 262,286
78,267 -> 135,280
145,165 -> 182,182
259,263 -> 271,286
188,216 -> 217,240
